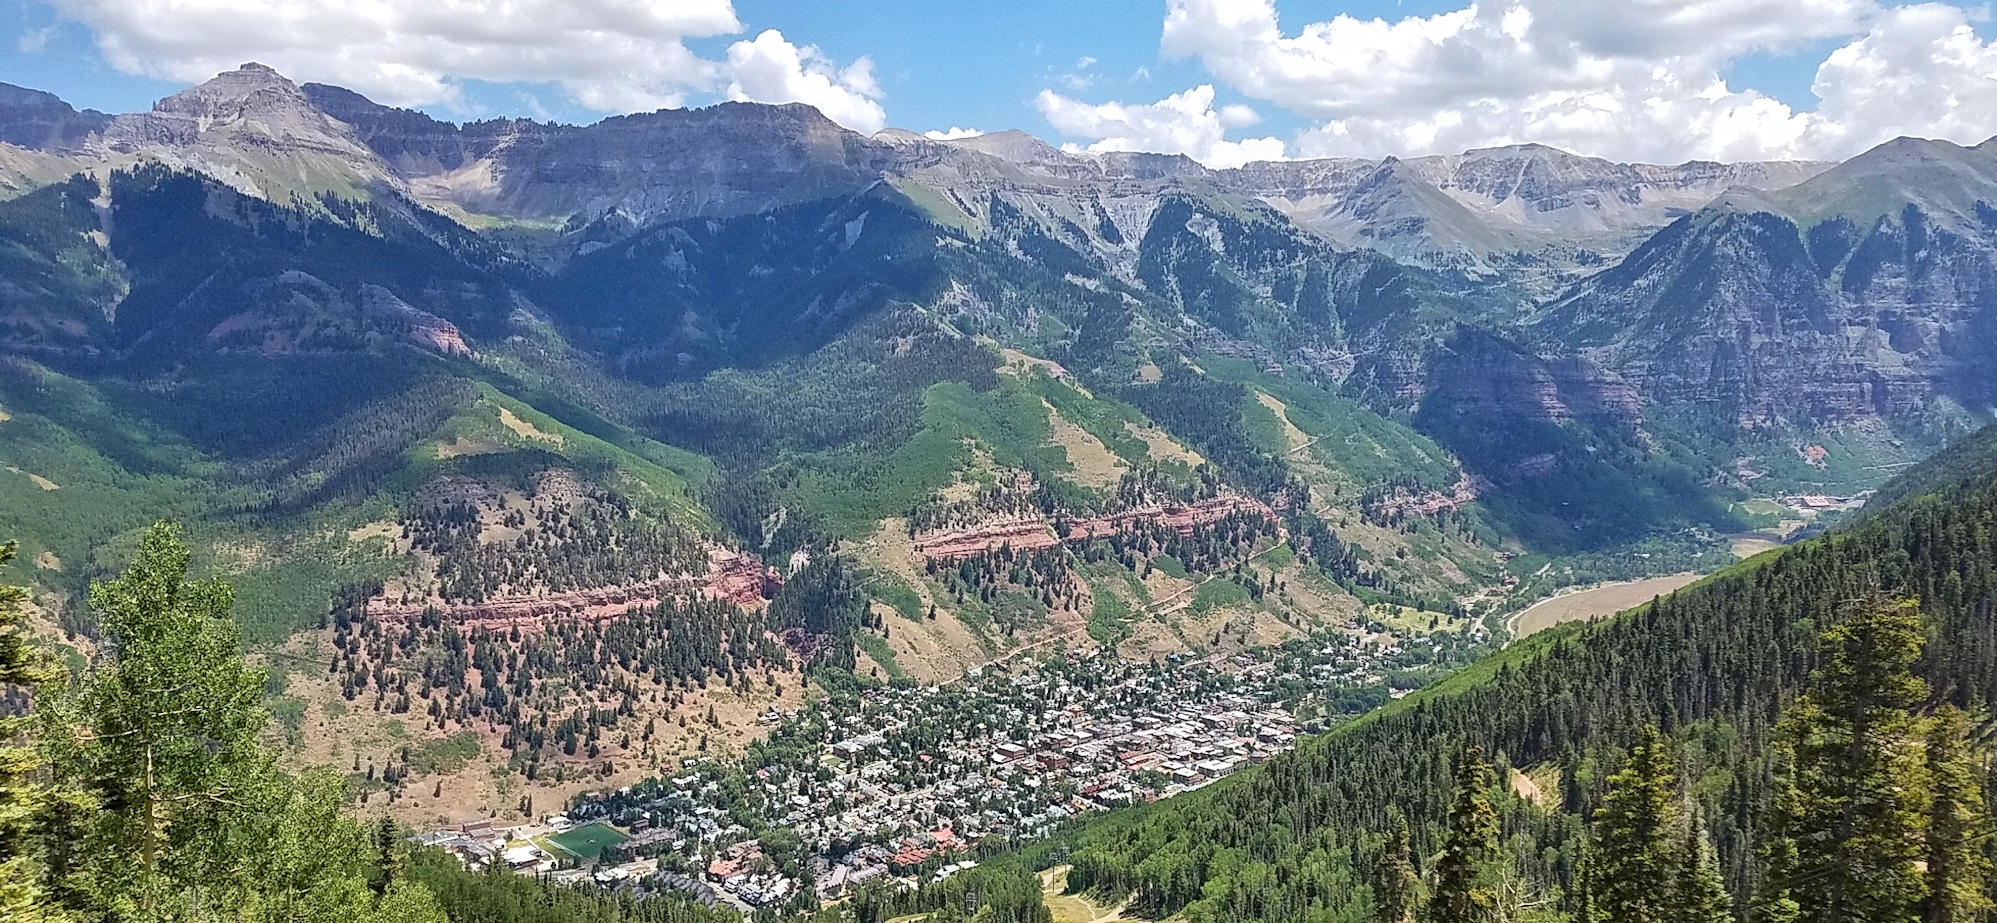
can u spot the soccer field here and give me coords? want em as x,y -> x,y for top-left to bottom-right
545,822 -> 629,859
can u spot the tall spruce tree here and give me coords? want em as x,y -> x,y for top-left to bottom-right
1591,725 -> 1681,923
1375,812 -> 1419,923
1922,705 -> 1992,923
0,542 -> 62,920
1755,741 -> 1804,923
1672,815 -> 1733,923
1572,842 -> 1600,923
1775,595 -> 1932,923
1433,746 -> 1501,923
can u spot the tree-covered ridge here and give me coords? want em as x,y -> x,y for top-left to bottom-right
1862,423 -> 1997,514
392,471 -> 710,607
1052,440 -> 1997,922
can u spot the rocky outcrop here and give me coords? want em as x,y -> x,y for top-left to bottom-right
911,496 -> 1275,561
4,64 -> 1987,441
1541,137 -> 1997,425
1366,474 -> 1485,520
300,84 -> 897,225
364,547 -> 780,627
93,63 -> 401,200
0,66 -> 1829,289
1421,328 -> 1644,427
0,83 -> 108,151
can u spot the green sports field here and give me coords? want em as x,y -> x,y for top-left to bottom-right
544,822 -> 629,859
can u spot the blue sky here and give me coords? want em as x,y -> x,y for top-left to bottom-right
6,0 -> 1997,165
0,0 -> 1249,129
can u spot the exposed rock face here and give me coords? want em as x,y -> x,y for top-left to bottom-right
300,83 -> 499,175
1541,137 -> 1997,425
911,496 -> 1274,561
364,547 -> 780,628
0,83 -> 108,150
0,65 -> 1825,285
1367,474 -> 1484,520
1421,328 -> 1644,427
6,63 -> 1993,440
304,85 -> 895,225
94,63 -> 401,200
1224,145 -> 1831,290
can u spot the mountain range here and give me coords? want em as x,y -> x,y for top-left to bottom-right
6,63 -> 1983,422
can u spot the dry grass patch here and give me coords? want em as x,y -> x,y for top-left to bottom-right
498,407 -> 564,446
346,520 -> 399,543
1253,391 -> 1311,452
434,437 -> 501,459
0,466 -> 54,489
1043,400 -> 1127,488
1041,866 -> 1142,923
1510,573 -> 1702,638
275,624 -> 805,826
1123,420 -> 1202,466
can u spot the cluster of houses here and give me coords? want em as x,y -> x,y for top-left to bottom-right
418,629 -> 1439,915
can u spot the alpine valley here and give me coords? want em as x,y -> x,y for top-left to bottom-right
1,60 -> 1994,846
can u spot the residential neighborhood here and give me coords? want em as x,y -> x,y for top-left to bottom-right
415,623 -> 1474,912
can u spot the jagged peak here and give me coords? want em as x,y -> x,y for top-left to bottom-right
871,127 -> 929,144
0,81 -> 81,110
133,61 -> 334,134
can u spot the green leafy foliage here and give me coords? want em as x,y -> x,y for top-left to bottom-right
28,522 -> 447,922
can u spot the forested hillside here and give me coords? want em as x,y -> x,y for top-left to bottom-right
1026,426 -> 1997,921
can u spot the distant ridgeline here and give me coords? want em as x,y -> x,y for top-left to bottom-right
977,424 -> 1997,922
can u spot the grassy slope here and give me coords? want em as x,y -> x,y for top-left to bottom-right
0,354 -> 712,644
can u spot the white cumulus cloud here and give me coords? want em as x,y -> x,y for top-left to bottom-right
1120,0 -> 1997,162
44,0 -> 889,131
723,30 -> 885,133
1036,84 -> 1286,168
924,126 -> 984,140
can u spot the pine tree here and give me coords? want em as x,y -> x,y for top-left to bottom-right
1571,841 -> 1600,923
1432,746 -> 1500,923
375,815 -> 405,896
0,542 -> 63,920
1375,812 -> 1418,923
1591,725 -> 1680,923
1776,595 -> 1932,923
1754,741 -> 1803,923
1922,705 -> 1992,923
1672,815 -> 1732,923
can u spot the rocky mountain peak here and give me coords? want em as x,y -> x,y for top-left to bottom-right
1098,150 -> 1209,180
938,129 -> 1075,169
1766,134 -> 1997,229
92,63 -> 401,201
136,62 -> 330,138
